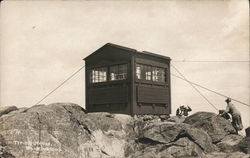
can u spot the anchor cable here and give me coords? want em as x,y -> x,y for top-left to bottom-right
171,64 -> 219,111
171,73 -> 250,107
34,65 -> 85,105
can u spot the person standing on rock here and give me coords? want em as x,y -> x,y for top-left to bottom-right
222,98 -> 243,134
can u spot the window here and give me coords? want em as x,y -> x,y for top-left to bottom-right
152,67 -> 165,82
90,67 -> 107,83
144,65 -> 152,80
136,64 -> 151,80
136,64 -> 166,82
110,64 -> 127,81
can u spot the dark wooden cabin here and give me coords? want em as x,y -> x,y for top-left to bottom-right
84,43 -> 171,115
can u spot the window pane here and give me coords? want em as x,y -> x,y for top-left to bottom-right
110,64 -> 127,81
136,64 -> 151,80
136,64 -> 142,79
152,67 -> 165,82
110,65 -> 117,81
90,67 -> 107,83
144,65 -> 151,80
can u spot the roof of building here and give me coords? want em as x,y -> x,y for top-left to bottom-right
84,43 -> 171,60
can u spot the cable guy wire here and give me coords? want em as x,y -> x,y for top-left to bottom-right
171,64 -> 218,111
34,65 -> 85,105
171,73 -> 250,107
172,60 -> 250,63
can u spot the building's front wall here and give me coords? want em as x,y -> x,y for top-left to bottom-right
132,54 -> 171,115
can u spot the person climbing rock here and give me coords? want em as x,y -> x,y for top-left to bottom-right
176,105 -> 192,116
222,98 -> 243,134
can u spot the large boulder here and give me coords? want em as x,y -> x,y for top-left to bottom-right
184,112 -> 236,143
130,121 -> 215,157
0,103 -> 132,158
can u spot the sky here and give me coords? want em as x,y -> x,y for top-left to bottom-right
0,0 -> 249,129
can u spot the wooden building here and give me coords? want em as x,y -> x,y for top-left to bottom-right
84,43 -> 171,115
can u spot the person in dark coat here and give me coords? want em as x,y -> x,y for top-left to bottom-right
219,109 -> 231,120
176,105 -> 192,116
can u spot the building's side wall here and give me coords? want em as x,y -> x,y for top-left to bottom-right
133,55 -> 171,115
85,46 -> 133,114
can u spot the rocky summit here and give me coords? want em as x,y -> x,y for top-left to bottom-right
0,103 -> 249,158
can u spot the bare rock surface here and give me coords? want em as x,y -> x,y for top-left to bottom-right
0,103 -> 129,158
184,112 -> 236,143
136,121 -> 215,153
167,115 -> 186,123
0,103 -> 249,158
0,106 -> 18,117
158,137 -> 205,158
204,151 -> 249,158
216,134 -> 243,152
234,136 -> 250,154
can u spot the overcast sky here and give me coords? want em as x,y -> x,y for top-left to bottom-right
1,0 -> 249,128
